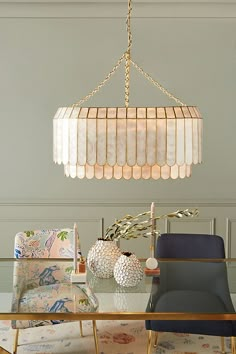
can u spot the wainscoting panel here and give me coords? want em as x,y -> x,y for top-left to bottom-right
226,218 -> 236,258
165,218 -> 216,235
0,202 -> 236,259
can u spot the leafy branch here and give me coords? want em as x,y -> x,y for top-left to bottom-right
104,209 -> 199,241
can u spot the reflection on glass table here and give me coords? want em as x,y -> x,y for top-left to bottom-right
0,258 -> 235,319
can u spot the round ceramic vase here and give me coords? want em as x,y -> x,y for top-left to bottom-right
114,252 -> 143,287
87,239 -> 121,278
113,286 -> 129,311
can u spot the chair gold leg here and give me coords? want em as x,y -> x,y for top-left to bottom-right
79,321 -> 83,337
92,320 -> 99,354
221,336 -> 225,354
147,330 -> 152,354
13,329 -> 19,354
154,331 -> 158,348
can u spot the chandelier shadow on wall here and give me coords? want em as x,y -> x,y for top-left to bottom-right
53,0 -> 203,180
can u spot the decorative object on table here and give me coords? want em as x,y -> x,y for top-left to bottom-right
145,202 -> 159,273
70,223 -> 87,283
114,252 -> 143,287
53,0 -> 203,180
144,267 -> 160,277
150,202 -> 156,258
104,207 -> 199,242
87,239 -> 121,278
145,257 -> 158,270
87,207 -> 198,279
78,256 -> 86,273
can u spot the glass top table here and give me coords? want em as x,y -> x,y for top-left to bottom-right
0,258 -> 236,320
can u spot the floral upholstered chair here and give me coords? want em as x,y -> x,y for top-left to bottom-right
12,228 -> 99,354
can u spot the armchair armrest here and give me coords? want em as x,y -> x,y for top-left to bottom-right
11,260 -> 99,330
12,260 -> 73,312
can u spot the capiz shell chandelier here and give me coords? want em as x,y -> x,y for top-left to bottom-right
53,0 -> 203,180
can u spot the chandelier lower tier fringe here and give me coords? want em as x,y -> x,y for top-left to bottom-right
64,163 -> 192,180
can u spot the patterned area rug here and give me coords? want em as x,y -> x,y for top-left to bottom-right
0,320 -> 232,354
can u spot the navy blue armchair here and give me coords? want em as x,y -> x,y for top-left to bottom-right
146,233 -> 236,354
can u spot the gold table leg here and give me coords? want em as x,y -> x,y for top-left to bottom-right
147,330 -> 152,354
92,320 -> 99,354
13,329 -> 19,354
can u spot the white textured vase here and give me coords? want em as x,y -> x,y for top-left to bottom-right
114,252 -> 143,287
113,286 -> 129,311
87,239 -> 121,278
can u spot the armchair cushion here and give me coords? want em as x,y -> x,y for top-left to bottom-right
12,260 -> 98,329
12,282 -> 98,329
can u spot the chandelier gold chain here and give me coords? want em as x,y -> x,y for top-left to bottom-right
131,59 -> 187,106
73,0 -> 186,107
125,0 -> 132,107
125,50 -> 131,108
126,0 -> 132,53
73,53 -> 125,107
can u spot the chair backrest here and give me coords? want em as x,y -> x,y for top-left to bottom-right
155,233 -> 234,311
156,233 -> 225,258
14,229 -> 75,258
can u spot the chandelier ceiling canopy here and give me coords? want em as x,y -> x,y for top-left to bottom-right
53,0 -> 203,180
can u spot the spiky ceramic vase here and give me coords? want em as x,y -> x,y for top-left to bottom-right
113,286 -> 128,311
114,252 -> 143,287
87,239 -> 121,278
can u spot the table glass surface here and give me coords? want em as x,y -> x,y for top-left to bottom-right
0,258 -> 236,320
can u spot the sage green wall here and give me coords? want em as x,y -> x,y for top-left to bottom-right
0,0 -> 236,257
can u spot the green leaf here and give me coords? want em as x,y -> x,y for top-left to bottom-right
79,299 -> 89,306
65,266 -> 73,274
57,231 -> 69,241
104,208 -> 198,241
24,231 -> 34,237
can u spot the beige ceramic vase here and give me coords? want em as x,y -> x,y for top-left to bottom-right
87,239 -> 121,278
114,252 -> 143,287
